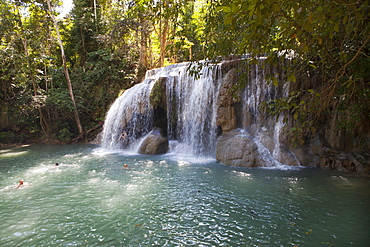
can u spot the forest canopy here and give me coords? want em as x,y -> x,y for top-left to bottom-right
0,0 -> 369,143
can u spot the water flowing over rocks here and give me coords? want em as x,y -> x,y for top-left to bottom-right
138,128 -> 169,154
216,130 -> 264,167
100,59 -> 370,175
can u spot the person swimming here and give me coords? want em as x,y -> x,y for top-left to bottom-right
54,163 -> 59,167
15,180 -> 24,189
123,164 -> 128,169
14,180 -> 31,189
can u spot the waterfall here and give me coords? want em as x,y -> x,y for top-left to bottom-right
166,63 -> 221,156
101,62 -> 221,157
101,80 -> 154,150
100,59 -> 292,166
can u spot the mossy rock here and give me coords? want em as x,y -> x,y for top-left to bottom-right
150,77 -> 167,109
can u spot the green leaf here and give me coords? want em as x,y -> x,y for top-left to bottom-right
248,4 -> 255,18
231,3 -> 236,13
288,73 -> 296,83
272,76 -> 278,86
218,6 -> 231,13
294,111 -> 299,120
272,4 -> 279,13
343,15 -> 348,24
334,22 -> 339,32
225,15 -> 233,25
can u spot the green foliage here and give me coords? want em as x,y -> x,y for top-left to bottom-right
1,0 -> 368,144
209,0 -> 370,140
336,78 -> 370,132
46,88 -> 74,111
58,127 -> 73,141
260,89 -> 319,145
43,47 -> 136,140
0,131 -> 26,143
0,0 -> 139,143
67,0 -> 103,67
0,131 -> 13,143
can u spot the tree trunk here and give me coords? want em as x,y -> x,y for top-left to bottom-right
139,27 -> 148,70
47,0 -> 85,140
138,17 -> 149,78
159,19 -> 169,68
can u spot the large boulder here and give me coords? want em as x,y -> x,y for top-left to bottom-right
216,130 -> 265,167
138,129 -> 169,154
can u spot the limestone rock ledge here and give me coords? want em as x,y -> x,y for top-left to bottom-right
320,148 -> 370,175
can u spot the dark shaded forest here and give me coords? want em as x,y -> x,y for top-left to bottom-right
1,0 -> 369,144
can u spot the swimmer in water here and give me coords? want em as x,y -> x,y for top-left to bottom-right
14,180 -> 31,189
15,180 -> 24,189
54,163 -> 59,167
123,164 -> 128,169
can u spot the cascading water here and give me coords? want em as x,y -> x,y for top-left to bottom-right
166,64 -> 222,156
101,62 -> 222,157
101,59 -> 290,166
101,80 -> 154,150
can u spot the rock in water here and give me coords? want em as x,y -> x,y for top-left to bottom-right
216,130 -> 265,167
138,129 -> 169,154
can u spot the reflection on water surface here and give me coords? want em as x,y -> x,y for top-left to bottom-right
0,144 -> 369,246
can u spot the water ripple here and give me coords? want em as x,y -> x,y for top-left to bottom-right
1,146 -> 369,246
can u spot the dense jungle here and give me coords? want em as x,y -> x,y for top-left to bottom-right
0,0 -> 369,146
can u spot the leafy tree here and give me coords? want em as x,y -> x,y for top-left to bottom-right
0,0 -> 56,139
47,0 -> 85,140
207,0 -> 370,141
103,0 -> 198,70
67,0 -> 104,68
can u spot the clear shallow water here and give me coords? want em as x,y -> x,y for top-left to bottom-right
0,145 -> 369,247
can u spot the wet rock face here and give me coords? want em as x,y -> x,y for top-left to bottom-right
150,77 -> 168,137
216,130 -> 264,167
319,148 -> 370,175
102,59 -> 370,174
138,129 -> 169,155
215,61 -> 294,167
213,61 -> 370,175
216,68 -> 240,132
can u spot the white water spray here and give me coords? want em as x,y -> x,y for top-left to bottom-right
101,62 -> 222,157
101,60 -> 291,167
101,81 -> 154,149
